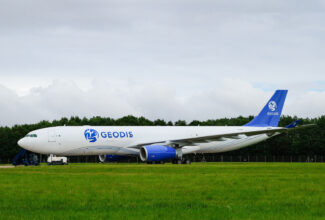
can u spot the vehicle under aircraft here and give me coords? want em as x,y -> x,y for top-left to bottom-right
18,90 -> 309,164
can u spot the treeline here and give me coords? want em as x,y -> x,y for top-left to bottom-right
0,115 -> 324,162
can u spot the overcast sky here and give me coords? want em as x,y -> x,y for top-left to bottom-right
0,0 -> 324,126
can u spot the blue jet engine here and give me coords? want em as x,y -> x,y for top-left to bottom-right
140,145 -> 180,162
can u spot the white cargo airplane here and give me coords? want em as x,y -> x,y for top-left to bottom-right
18,90 -> 298,163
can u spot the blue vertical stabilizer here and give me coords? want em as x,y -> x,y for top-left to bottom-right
244,90 -> 288,127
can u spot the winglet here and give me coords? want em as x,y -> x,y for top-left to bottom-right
244,90 -> 288,127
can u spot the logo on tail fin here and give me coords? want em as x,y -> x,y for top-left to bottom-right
268,101 -> 277,112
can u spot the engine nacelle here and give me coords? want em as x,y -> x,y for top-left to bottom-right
99,155 -> 129,162
140,145 -> 180,162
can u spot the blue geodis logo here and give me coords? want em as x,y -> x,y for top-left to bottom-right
268,101 -> 277,112
84,129 -> 99,143
267,101 -> 279,116
84,129 -> 134,143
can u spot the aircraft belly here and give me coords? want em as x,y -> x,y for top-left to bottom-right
59,145 -> 120,156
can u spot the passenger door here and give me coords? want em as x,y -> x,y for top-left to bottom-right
48,128 -> 56,142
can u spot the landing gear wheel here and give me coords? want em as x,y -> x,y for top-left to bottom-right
177,159 -> 182,164
184,159 -> 191,164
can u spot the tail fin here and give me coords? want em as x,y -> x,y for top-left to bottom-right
244,90 -> 288,127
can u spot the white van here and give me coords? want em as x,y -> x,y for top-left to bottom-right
47,154 -> 68,165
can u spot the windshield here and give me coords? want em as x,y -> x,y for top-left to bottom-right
25,134 -> 37,138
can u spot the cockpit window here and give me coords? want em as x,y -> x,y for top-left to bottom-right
25,134 -> 37,138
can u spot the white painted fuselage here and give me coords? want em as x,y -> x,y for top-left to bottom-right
18,126 -> 278,156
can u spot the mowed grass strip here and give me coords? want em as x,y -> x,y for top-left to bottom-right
0,163 -> 325,220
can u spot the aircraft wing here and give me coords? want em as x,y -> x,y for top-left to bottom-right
130,127 -> 288,148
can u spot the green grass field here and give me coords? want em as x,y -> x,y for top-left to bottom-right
1,163 -> 325,220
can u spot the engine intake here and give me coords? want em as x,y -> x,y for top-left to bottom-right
98,154 -> 129,162
99,155 -> 106,162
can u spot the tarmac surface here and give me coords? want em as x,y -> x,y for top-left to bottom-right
0,165 -> 14,168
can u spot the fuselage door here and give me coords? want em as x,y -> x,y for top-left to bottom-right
48,128 -> 56,142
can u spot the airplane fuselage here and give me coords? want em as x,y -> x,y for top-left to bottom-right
18,126 -> 277,156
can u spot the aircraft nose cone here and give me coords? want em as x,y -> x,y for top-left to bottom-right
18,138 -> 28,149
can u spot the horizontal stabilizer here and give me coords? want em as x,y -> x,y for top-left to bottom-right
286,120 -> 301,128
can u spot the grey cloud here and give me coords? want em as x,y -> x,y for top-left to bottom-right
0,79 -> 324,126
0,0 -> 324,125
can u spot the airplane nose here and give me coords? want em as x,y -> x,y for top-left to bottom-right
18,138 -> 27,149
17,137 -> 41,153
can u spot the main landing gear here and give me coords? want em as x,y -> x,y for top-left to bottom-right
146,161 -> 165,164
146,158 -> 191,164
172,158 -> 191,165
